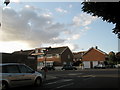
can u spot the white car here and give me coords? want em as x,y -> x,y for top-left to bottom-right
0,63 -> 45,90
94,64 -> 106,69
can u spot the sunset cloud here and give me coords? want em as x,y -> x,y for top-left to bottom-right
0,3 -> 98,52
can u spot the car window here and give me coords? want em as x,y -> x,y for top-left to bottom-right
6,65 -> 20,73
19,65 -> 33,73
0,66 -> 1,72
1,66 -> 7,73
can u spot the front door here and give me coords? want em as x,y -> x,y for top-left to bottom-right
90,61 -> 93,68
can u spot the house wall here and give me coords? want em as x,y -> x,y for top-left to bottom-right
38,55 -> 62,66
82,48 -> 106,68
83,61 -> 90,68
93,61 -> 98,66
61,48 -> 74,65
83,61 -> 99,69
82,49 -> 106,61
37,47 -> 74,66
38,56 -> 60,62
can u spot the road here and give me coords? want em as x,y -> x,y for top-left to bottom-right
12,69 -> 119,90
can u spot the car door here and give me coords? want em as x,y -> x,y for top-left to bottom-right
18,65 -> 35,85
5,65 -> 22,87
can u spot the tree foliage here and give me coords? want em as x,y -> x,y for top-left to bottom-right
108,51 -> 117,64
116,52 -> 120,63
81,2 -> 120,38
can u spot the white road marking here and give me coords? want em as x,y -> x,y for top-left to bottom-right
56,83 -> 74,88
77,74 -> 95,78
45,79 -> 73,85
83,75 -> 95,81
82,75 -> 95,77
68,73 -> 83,76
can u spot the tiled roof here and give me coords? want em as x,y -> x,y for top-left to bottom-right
46,46 -> 68,54
12,46 -> 68,55
82,47 -> 107,56
13,50 -> 35,55
73,51 -> 86,58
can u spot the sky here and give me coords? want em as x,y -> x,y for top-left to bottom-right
0,0 -> 119,53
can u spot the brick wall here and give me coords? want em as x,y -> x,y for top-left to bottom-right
82,49 -> 106,61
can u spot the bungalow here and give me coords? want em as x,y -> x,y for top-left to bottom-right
81,46 -> 107,68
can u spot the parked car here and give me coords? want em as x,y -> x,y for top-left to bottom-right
106,65 -> 115,68
94,64 -> 106,69
61,65 -> 77,70
0,63 -> 45,90
115,64 -> 120,68
41,65 -> 55,71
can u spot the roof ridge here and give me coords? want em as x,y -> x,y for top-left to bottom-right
82,47 -> 107,56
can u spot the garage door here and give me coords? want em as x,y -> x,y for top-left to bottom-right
83,61 -> 90,68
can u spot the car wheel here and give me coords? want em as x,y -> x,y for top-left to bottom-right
34,78 -> 42,87
1,81 -> 9,90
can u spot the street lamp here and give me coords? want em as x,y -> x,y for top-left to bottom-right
4,0 -> 10,6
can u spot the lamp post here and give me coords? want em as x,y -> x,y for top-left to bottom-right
43,47 -> 51,67
42,48 -> 49,79
4,0 -> 10,6
43,48 -> 49,72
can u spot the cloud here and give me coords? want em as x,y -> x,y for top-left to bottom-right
67,34 -> 80,41
55,7 -> 68,14
69,4 -> 73,8
0,5 -> 98,52
72,13 -> 97,27
11,0 -> 20,3
48,42 -> 79,52
1,5 -> 66,47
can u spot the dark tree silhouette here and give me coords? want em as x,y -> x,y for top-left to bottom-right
81,2 -> 120,38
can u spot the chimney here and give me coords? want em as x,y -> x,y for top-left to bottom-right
95,46 -> 98,49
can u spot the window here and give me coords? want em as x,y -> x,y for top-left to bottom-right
46,54 -> 52,58
1,66 -> 7,73
6,65 -> 20,73
19,65 -> 33,73
68,55 -> 71,59
38,55 -> 44,59
56,54 -> 60,58
52,54 -> 59,58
